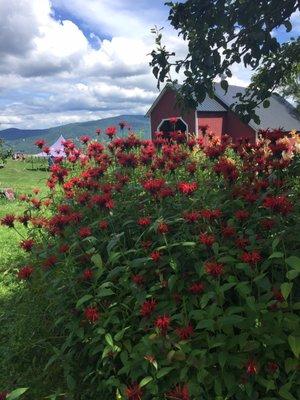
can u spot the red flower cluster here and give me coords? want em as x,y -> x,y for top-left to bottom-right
105,126 -> 117,139
246,360 -> 258,375
241,251 -> 262,266
1,214 -> 15,228
155,315 -> 171,333
263,195 -> 293,215
20,238 -> 35,252
138,217 -> 151,227
18,265 -> 34,280
82,268 -> 93,280
84,306 -> 100,323
204,261 -> 224,277
35,138 -> 45,148
142,178 -> 165,195
150,251 -> 161,262
199,232 -> 215,246
176,324 -> 194,340
125,383 -> 143,400
177,181 -> 198,195
79,226 -> 92,238
188,282 -> 204,294
166,385 -> 190,400
140,299 -> 157,317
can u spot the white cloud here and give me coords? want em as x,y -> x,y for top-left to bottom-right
0,0 -> 256,130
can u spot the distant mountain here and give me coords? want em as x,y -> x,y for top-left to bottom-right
0,115 -> 150,153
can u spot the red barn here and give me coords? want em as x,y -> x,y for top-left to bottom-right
146,83 -> 300,142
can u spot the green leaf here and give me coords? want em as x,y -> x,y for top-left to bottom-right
7,389 -> 29,400
279,385 -> 297,400
286,270 -> 299,280
98,288 -> 114,298
67,375 -> 76,391
157,367 -> 174,379
288,335 -> 300,358
114,327 -> 129,341
139,376 -> 153,387
218,352 -> 227,369
269,252 -> 284,259
263,99 -> 270,108
284,21 -> 292,32
76,294 -> 93,308
105,333 -> 114,347
286,256 -> 300,271
221,79 -> 228,92
91,253 -> 103,269
212,242 -> 219,255
280,282 -> 293,300
272,237 -> 280,250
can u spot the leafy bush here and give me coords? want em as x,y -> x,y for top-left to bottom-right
2,129 -> 300,399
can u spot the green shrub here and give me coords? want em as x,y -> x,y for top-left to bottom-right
2,130 -> 300,399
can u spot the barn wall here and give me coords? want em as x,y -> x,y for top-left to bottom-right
224,111 -> 256,143
197,112 -> 225,139
150,89 -> 196,138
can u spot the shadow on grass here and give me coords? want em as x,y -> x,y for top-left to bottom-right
0,225 -> 65,398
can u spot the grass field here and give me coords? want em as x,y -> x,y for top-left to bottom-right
0,160 -> 55,398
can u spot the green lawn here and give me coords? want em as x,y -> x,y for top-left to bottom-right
0,160 -> 58,398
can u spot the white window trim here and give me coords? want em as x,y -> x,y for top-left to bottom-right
157,116 -> 189,133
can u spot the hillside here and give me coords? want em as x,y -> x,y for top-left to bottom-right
0,115 -> 150,153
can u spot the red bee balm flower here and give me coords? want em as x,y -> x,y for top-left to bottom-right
166,385 -> 190,400
140,299 -> 157,317
241,251 -> 262,266
84,307 -> 100,323
263,195 -> 293,215
183,211 -> 199,223
157,222 -> 169,234
18,266 -> 34,280
0,391 -> 8,400
267,361 -> 279,374
35,138 -> 45,148
235,210 -> 250,220
125,383 -> 143,400
59,244 -> 69,253
222,225 -> 236,237
20,239 -> 35,252
176,324 -> 194,340
189,281 -> 205,294
155,315 -> 171,333
80,135 -> 90,144
138,217 -> 151,227
150,251 -> 161,262
99,220 -> 109,230
105,126 -> 117,139
1,214 -> 15,228
83,268 -> 93,280
79,226 -> 92,238
132,274 -> 144,286
204,261 -> 224,277
199,232 -> 215,246
246,360 -> 258,375
177,181 -> 198,195
142,178 -> 165,195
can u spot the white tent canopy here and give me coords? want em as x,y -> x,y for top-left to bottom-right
35,135 -> 66,158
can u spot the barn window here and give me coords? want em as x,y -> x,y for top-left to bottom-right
157,117 -> 188,139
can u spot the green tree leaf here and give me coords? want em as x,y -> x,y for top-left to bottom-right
7,388 -> 29,400
280,282 -> 293,300
139,376 -> 153,387
288,335 -> 300,358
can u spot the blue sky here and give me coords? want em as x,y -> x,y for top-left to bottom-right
0,0 -> 298,130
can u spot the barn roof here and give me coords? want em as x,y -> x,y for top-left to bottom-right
146,83 -> 300,132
